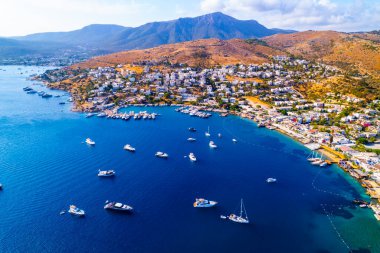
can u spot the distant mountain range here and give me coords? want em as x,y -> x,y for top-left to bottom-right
0,12 -> 295,60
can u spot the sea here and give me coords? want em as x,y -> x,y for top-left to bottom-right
0,65 -> 379,253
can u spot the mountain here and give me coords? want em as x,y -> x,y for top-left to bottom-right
2,12 -> 294,61
73,38 -> 284,69
105,12 -> 295,51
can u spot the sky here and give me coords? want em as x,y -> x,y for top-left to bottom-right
0,0 -> 379,36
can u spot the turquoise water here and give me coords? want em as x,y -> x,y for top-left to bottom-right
0,65 -> 379,253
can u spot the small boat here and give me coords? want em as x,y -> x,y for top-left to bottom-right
360,204 -> 368,208
320,162 -> 328,167
0,183 -> 3,190
205,126 -> 211,137
155,152 -> 169,158
229,199 -> 249,224
188,127 -> 197,132
312,159 -> 323,165
60,210 -> 66,215
209,141 -> 217,149
97,113 -> 106,117
104,201 -> 133,212
59,102 -> 66,105
26,90 -> 37,94
85,138 -> 95,145
85,113 -> 96,118
266,178 -> 277,183
193,198 -> 217,208
189,153 -> 197,162
68,205 -> 85,216
187,137 -> 196,142
37,91 -> 45,96
23,86 -> 33,91
220,215 -> 227,219
123,144 -> 136,152
98,170 -> 116,177
232,138 -> 237,143
41,93 -> 52,98
218,133 -> 222,138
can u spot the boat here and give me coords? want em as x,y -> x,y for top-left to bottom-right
104,201 -> 133,212
97,112 -> 106,117
311,159 -> 323,165
59,102 -> 66,105
41,93 -> 52,98
232,138 -> 237,143
187,137 -> 196,142
26,90 -> 37,94
23,86 -> 33,91
218,133 -> 222,138
188,127 -> 196,132
98,170 -> 116,177
209,141 -> 217,149
320,162 -> 328,167
205,126 -> 211,137
155,152 -> 169,158
0,183 -> 2,190
220,215 -> 227,219
189,153 -> 197,162
229,199 -> 249,224
60,210 -> 66,215
193,198 -> 217,207
85,138 -> 95,145
68,205 -> 85,216
123,144 -> 136,152
266,178 -> 277,183
85,113 -> 96,118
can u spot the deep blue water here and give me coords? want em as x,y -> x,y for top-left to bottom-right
0,66 -> 380,253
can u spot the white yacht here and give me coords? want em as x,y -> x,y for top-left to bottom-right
193,198 -> 217,207
187,137 -> 196,142
85,138 -> 95,145
155,152 -> 169,158
104,201 -> 133,212
98,170 -> 116,177
229,199 -> 249,224
205,126 -> 211,137
266,178 -> 277,183
123,144 -> 136,152
209,141 -> 217,149
189,153 -> 197,162
68,205 -> 85,216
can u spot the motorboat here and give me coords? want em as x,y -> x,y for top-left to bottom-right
98,170 -> 116,177
155,152 -> 169,158
187,137 -> 196,142
123,144 -> 136,152
193,198 -> 217,208
189,153 -> 197,162
104,201 -> 133,212
85,138 -> 95,145
209,141 -> 217,149
68,205 -> 85,216
266,178 -> 277,183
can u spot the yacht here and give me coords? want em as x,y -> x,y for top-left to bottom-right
232,138 -> 237,143
193,198 -> 217,208
229,199 -> 249,224
123,144 -> 136,152
189,153 -> 197,162
41,93 -> 52,98
85,138 -> 95,145
98,170 -> 116,177
187,137 -> 196,142
266,178 -> 277,183
97,112 -> 106,117
68,205 -> 85,216
104,201 -> 133,212
155,152 -> 169,158
205,126 -> 211,137
209,141 -> 217,149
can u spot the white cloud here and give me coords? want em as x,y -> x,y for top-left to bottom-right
199,0 -> 380,32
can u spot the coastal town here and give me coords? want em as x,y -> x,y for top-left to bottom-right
35,56 -> 380,219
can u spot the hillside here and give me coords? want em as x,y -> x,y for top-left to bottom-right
263,31 -> 380,75
73,38 -> 284,68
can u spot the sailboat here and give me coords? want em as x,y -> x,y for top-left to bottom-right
229,199 -> 249,224
205,126 -> 210,137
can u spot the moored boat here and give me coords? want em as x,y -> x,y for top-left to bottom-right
205,126 -> 211,137
193,198 -> 217,207
85,138 -> 95,145
68,205 -> 85,216
123,144 -> 136,152
155,151 -> 169,158
266,178 -> 277,183
104,201 -> 133,212
209,141 -> 217,149
187,137 -> 196,142
229,199 -> 249,224
98,170 -> 115,177
189,153 -> 197,162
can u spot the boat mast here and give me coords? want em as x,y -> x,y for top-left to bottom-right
242,199 -> 248,220
240,199 -> 243,218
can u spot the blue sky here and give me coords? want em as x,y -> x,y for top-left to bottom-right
0,0 -> 379,36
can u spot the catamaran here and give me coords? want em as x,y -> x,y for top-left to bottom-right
229,199 -> 249,224
205,126 -> 210,137
85,138 -> 95,145
123,144 -> 136,152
